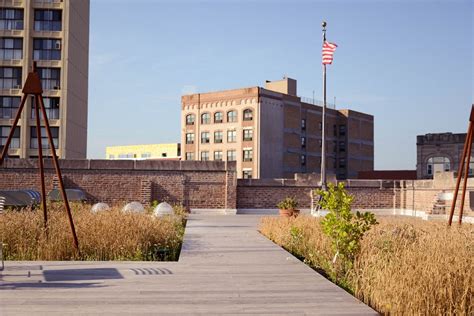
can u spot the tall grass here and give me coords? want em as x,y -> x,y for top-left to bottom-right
0,203 -> 186,261
260,216 -> 473,315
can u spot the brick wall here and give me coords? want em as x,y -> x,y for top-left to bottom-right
237,179 -> 399,209
0,159 -> 237,209
1,159 -> 472,215
237,176 -> 474,215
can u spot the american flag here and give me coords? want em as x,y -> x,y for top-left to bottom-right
322,41 -> 337,65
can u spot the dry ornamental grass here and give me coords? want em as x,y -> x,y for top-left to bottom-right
260,216 -> 473,315
0,203 -> 186,261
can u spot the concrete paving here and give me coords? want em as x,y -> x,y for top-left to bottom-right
0,215 -> 376,315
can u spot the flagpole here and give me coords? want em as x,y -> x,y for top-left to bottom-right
321,21 -> 327,190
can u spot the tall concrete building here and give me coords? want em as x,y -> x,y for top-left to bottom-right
181,78 -> 374,179
0,0 -> 89,159
417,132 -> 472,179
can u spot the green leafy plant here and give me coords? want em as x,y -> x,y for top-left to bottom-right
316,183 -> 377,280
151,200 -> 160,208
277,197 -> 298,210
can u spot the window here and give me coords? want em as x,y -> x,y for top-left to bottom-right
214,130 -> 223,143
339,158 -> 346,169
141,153 -> 151,158
38,67 -> 60,90
214,112 -> 223,123
227,150 -> 236,161
118,153 -> 135,159
109,154 -> 115,159
301,155 -> 306,166
0,9 -> 23,30
30,126 -> 58,149
243,169 -> 252,179
0,67 -> 22,89
34,9 -> 62,31
0,96 -> 20,119
227,110 -> 237,122
33,38 -> 61,60
339,141 -> 346,152
319,122 -> 323,131
0,38 -> 22,60
201,113 -> 210,124
243,149 -> 253,162
201,151 -> 209,161
214,150 -> 223,161
319,139 -> 322,148
201,132 -> 210,144
339,125 -> 346,136
427,157 -> 451,176
333,124 -> 337,136
333,140 -> 337,153
0,126 -> 20,149
301,136 -> 306,149
185,133 -> 194,144
227,130 -> 236,143
161,153 -> 167,157
301,118 -> 306,131
185,114 -> 195,125
31,97 -> 60,119
243,109 -> 253,121
243,129 -> 253,141
185,152 -> 194,160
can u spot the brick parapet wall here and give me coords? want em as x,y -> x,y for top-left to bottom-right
237,179 -> 399,209
1,160 -> 473,215
0,159 -> 237,209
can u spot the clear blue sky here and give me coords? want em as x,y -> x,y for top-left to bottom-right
88,0 -> 473,170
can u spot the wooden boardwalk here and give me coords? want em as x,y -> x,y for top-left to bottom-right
0,215 -> 376,315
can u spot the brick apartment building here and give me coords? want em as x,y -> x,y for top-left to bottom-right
0,1 -> 89,159
417,132 -> 472,179
181,77 -> 374,179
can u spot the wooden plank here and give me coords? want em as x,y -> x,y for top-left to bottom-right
0,215 -> 376,315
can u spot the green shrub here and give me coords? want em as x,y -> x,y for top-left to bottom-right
277,197 -> 298,210
316,183 -> 377,282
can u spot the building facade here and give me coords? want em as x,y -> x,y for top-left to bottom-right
106,143 -> 181,160
417,133 -> 472,179
0,0 -> 89,159
181,78 -> 374,179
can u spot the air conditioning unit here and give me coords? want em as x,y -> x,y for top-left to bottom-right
55,41 -> 61,50
53,86 -> 60,90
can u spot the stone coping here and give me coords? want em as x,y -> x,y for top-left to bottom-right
0,159 -> 236,172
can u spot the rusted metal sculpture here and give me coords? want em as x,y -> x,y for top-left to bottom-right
448,104 -> 474,226
0,62 -> 79,250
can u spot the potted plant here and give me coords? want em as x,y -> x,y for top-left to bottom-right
277,197 -> 299,217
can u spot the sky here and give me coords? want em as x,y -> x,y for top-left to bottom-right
88,0 -> 473,170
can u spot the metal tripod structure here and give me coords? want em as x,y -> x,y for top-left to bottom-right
448,104 -> 474,226
0,62 -> 79,250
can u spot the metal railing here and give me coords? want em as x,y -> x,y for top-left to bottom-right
299,96 -> 336,109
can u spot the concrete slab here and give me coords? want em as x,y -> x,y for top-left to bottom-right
0,215 -> 376,315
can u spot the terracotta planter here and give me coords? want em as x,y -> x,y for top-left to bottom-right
279,209 -> 293,217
